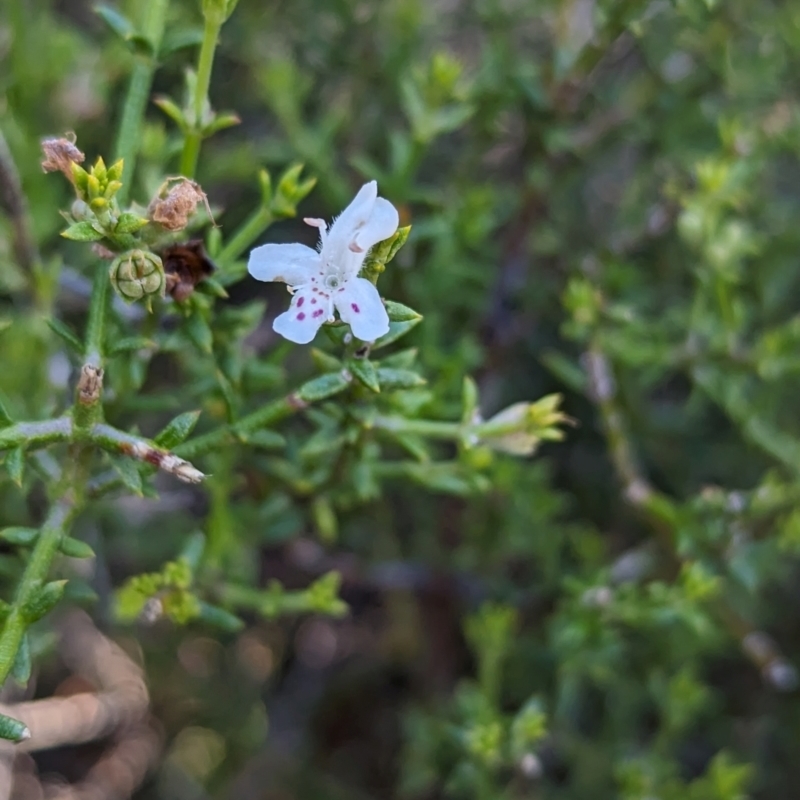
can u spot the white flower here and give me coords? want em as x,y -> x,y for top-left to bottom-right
248,181 -> 399,344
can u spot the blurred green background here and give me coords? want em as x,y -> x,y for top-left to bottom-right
6,0 -> 800,797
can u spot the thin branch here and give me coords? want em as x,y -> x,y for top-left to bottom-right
0,417 -> 73,450
0,416 -> 205,484
90,423 -> 205,483
583,342 -> 798,690
0,128 -> 40,274
0,492 -> 79,690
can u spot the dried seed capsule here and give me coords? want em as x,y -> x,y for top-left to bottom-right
109,249 -> 165,304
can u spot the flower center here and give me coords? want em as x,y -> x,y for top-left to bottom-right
324,274 -> 342,290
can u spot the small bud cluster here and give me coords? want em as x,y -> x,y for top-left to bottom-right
42,135 -> 213,310
474,394 -> 570,456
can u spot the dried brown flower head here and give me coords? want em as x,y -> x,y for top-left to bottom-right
162,240 -> 216,302
41,133 -> 85,181
76,365 -> 104,405
148,177 -> 212,232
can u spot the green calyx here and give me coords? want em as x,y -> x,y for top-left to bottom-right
109,249 -> 165,305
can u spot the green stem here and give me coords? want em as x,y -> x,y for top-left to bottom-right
84,267 -> 109,368
218,582 -> 327,617
0,418 -> 72,450
180,12 -> 224,179
0,492 -> 78,688
175,396 -> 298,459
583,339 -> 791,680
206,450 -> 234,567
87,423 -> 204,483
216,207 -> 274,272
371,415 -> 462,440
714,276 -> 737,353
113,0 -> 171,206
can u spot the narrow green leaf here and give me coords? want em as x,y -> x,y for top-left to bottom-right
216,369 -> 239,421
106,159 -> 124,182
362,226 -> 412,274
47,317 -> 84,353
64,579 -> 100,605
297,371 -> 352,402
22,579 -> 68,623
384,300 -> 422,322
323,323 -> 350,347
240,429 -> 286,450
299,432 -> 346,459
115,212 -> 149,234
154,410 -> 202,449
0,397 -> 13,428
160,27 -> 205,55
153,95 -> 188,132
179,531 -> 206,571
184,313 -> 214,354
462,376 -> 479,423
113,457 -> 144,496
0,527 -> 38,546
197,601 -> 245,632
195,277 -> 229,299
384,225 -> 411,262
311,496 -> 338,543
311,348 -> 342,372
61,221 -> 104,242
349,358 -> 381,393
374,368 -> 426,391
379,348 -> 418,369
0,713 -> 30,742
11,634 -> 31,686
371,318 -> 422,350
60,537 -> 96,559
94,4 -> 136,40
127,33 -> 156,57
5,447 -> 24,487
108,336 -> 155,356
385,431 -> 429,462
539,350 -> 588,393
202,112 -> 242,136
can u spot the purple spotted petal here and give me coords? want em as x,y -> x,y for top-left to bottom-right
335,277 -> 389,342
273,288 -> 331,344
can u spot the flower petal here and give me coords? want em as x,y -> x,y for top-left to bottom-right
273,288 -> 331,344
353,198 -> 399,253
330,181 -> 378,239
334,277 -> 390,341
248,243 -> 319,286
324,182 -> 380,271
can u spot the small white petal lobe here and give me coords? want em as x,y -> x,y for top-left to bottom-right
248,243 -> 319,286
353,197 -> 399,253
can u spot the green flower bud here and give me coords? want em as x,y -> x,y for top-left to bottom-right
70,199 -> 91,221
110,250 -> 165,304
